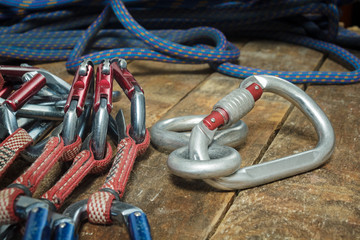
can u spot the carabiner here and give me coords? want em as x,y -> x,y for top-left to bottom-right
62,59 -> 94,146
111,58 -> 146,143
150,115 -> 248,152
168,75 -> 335,190
92,59 -> 113,160
0,64 -> 70,95
63,199 -> 151,240
0,72 -> 46,135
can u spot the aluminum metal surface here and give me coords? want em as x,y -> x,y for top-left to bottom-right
92,98 -> 109,160
130,86 -> 146,144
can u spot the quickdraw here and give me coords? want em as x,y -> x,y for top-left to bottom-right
0,58 -> 151,239
151,75 -> 335,190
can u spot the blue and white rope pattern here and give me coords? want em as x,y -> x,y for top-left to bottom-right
0,0 -> 360,84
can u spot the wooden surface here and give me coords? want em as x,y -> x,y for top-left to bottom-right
2,38 -> 360,239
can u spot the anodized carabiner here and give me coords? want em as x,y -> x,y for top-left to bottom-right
111,58 -> 146,143
92,59 -> 113,160
0,64 -> 70,95
62,59 -> 94,146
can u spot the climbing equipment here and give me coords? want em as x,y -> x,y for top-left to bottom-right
59,109 -> 151,240
150,116 -> 248,178
151,75 -> 335,190
0,72 -> 55,178
63,198 -> 151,240
0,59 -> 92,229
58,58 -> 151,239
0,1 -> 359,83
151,115 -> 248,152
0,58 -> 151,239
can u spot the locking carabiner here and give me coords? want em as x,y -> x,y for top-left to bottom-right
167,75 -> 335,190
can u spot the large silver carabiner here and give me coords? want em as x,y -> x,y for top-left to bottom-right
168,75 -> 335,190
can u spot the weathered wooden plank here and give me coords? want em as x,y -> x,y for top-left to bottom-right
211,52 -> 360,239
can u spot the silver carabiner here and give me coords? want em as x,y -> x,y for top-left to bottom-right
130,85 -> 146,144
150,115 -> 247,178
168,75 -> 335,190
150,115 -> 248,152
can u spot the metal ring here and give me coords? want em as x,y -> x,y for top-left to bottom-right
168,144 -> 241,179
150,115 -> 248,152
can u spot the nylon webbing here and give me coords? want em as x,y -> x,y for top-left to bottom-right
87,127 -> 150,224
0,128 -> 32,179
0,136 -> 81,224
41,142 -> 113,210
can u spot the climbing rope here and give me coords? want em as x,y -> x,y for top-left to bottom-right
0,0 -> 360,83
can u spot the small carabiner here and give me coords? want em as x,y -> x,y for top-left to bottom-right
150,115 -> 248,153
92,59 -> 113,160
0,72 -> 46,135
62,59 -> 94,146
111,58 -> 146,143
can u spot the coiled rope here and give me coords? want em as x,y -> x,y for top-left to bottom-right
0,0 -> 360,84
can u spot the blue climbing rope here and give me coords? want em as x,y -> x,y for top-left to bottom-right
0,0 -> 360,84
